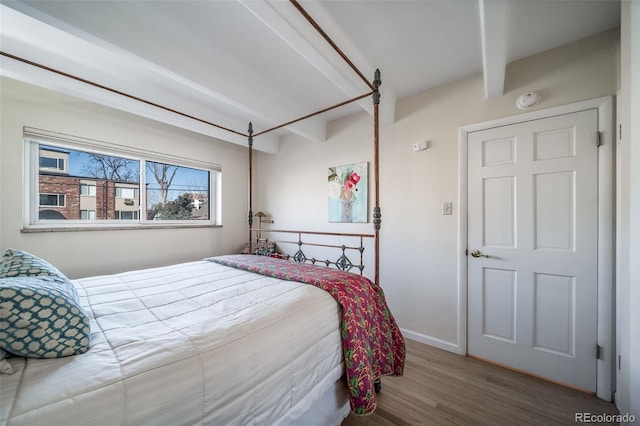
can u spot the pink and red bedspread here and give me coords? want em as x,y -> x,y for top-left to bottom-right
207,254 -> 405,415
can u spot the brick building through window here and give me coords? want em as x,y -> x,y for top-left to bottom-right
39,148 -> 140,220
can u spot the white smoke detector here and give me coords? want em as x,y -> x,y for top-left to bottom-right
516,92 -> 540,109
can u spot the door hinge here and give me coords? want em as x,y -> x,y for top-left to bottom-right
596,131 -> 602,147
596,344 -> 602,360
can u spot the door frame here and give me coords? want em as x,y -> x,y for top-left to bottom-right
456,96 -> 614,401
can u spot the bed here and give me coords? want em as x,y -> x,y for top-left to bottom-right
1,1 -> 404,424
0,250 -> 404,425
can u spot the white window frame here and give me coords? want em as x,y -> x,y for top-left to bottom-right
39,155 -> 65,172
23,127 -> 222,231
80,183 -> 97,196
80,209 -> 96,220
39,193 -> 66,207
115,210 -> 139,220
115,186 -> 139,199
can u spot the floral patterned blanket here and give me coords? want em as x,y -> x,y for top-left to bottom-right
206,254 -> 405,416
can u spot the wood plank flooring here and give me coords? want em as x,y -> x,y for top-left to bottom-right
342,338 -> 619,425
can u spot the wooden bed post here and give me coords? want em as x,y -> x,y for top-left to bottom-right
248,122 -> 254,254
372,69 -> 382,287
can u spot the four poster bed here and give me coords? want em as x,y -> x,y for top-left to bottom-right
0,1 -> 405,425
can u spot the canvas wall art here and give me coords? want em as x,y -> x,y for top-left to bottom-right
328,162 -> 368,223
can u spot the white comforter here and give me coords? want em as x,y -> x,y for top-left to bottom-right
0,260 -> 346,425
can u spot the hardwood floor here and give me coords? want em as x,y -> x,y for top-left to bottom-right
342,339 -> 619,426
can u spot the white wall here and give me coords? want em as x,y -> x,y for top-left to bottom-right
0,77 -> 249,279
255,28 -> 619,350
616,1 -> 640,420
629,1 -> 640,416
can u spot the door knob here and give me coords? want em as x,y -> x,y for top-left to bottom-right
470,249 -> 489,258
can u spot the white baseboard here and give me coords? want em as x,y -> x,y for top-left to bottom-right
400,328 -> 459,354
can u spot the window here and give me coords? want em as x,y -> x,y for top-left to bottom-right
39,193 -> 65,207
115,210 -> 139,220
80,183 -> 96,196
40,156 -> 65,171
24,129 -> 221,230
80,210 -> 96,220
39,148 -> 67,173
146,161 -> 210,221
115,186 -> 139,198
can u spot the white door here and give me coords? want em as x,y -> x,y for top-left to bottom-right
467,109 -> 599,392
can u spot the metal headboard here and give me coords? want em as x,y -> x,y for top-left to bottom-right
250,228 -> 374,276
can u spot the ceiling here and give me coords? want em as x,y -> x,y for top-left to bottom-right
0,0 -> 620,153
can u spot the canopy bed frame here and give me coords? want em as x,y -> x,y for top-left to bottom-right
240,0 -> 390,395
0,2 -> 384,279
1,3 -> 385,284
244,9 -> 383,289
0,1 -> 403,424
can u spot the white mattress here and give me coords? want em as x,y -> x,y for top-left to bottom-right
0,260 -> 349,425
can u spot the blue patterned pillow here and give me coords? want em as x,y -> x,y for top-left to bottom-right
0,251 -> 91,358
0,249 -> 72,286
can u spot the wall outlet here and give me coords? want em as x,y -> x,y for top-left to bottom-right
442,202 -> 453,215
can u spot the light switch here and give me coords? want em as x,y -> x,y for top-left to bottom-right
442,202 -> 453,215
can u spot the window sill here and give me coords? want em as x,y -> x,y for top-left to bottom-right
21,223 -> 222,233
